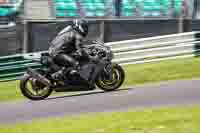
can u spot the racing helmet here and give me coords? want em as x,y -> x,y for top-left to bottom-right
73,19 -> 89,37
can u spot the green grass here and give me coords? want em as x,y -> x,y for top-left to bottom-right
1,106 -> 200,133
2,57 -> 200,102
124,57 -> 200,85
0,81 -> 21,102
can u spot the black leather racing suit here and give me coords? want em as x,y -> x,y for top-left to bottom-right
49,25 -> 83,69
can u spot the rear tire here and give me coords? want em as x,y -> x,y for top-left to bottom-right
96,64 -> 125,91
20,72 -> 53,101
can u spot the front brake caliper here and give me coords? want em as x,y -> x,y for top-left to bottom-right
103,64 -> 113,80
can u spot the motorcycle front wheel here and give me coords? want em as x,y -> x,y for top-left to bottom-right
96,64 -> 125,91
20,70 -> 53,100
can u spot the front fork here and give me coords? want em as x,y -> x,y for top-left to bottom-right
103,63 -> 114,81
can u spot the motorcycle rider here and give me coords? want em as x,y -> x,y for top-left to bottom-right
49,19 -> 89,80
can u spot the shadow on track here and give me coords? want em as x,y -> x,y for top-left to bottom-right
45,88 -> 133,101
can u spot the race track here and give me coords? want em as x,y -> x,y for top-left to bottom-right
0,79 -> 200,124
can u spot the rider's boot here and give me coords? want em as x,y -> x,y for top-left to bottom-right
69,65 -> 80,75
52,62 -> 80,80
51,67 -> 66,80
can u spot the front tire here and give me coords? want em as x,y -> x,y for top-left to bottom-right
96,64 -> 125,91
20,72 -> 53,100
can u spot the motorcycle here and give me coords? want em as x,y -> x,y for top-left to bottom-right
19,40 -> 125,100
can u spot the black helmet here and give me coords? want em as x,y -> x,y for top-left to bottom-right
73,19 -> 89,37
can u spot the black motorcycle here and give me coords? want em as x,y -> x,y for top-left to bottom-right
20,41 -> 125,100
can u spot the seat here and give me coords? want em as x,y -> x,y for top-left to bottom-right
55,2 -> 77,10
121,0 -> 137,17
0,8 -> 15,17
56,10 -> 78,17
141,0 -> 170,17
174,0 -> 181,16
0,0 -> 22,17
55,0 -> 75,2
81,0 -> 105,17
54,0 -> 78,17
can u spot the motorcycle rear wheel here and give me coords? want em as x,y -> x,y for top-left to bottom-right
96,64 -> 125,91
20,71 -> 53,100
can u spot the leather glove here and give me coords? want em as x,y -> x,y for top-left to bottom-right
77,50 -> 82,57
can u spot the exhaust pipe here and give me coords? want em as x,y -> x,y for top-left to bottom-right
27,68 -> 52,87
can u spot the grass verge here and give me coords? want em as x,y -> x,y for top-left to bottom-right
1,106 -> 200,132
2,57 -> 200,102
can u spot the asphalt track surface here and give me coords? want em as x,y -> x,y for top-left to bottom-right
1,79 -> 200,124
